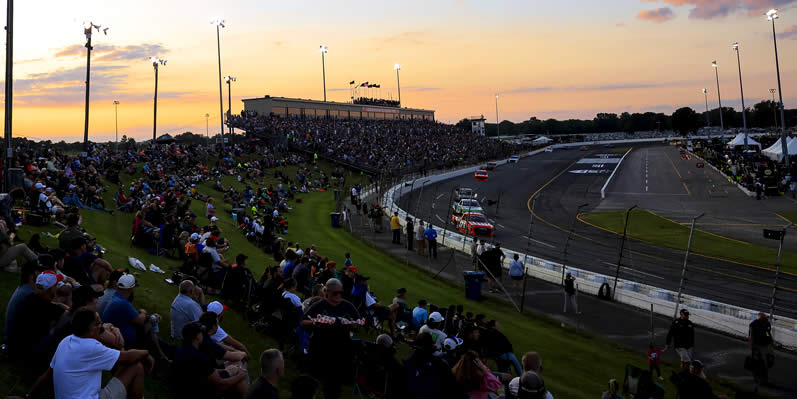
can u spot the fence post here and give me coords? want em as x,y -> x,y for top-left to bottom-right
612,205 -> 637,300
673,212 -> 704,318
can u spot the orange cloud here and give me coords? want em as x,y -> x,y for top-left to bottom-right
637,7 -> 676,22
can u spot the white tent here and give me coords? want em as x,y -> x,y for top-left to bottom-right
726,133 -> 761,148
533,136 -> 552,144
762,137 -> 797,162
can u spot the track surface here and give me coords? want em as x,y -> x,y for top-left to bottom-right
400,144 -> 797,319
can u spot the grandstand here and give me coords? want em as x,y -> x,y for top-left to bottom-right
241,95 -> 435,121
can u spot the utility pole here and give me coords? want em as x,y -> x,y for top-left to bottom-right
3,0 -> 13,191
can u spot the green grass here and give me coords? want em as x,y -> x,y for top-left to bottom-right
581,210 -> 797,273
0,161 -> 747,399
779,212 -> 797,224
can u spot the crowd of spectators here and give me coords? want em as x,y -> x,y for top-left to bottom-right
352,97 -> 400,108
230,113 -> 519,174
0,138 -> 734,399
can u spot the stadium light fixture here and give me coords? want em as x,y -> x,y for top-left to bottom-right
732,42 -> 748,149
394,64 -> 402,107
225,76 -> 237,141
766,8 -> 789,165
320,45 -> 328,101
82,21 -> 109,152
150,56 -> 167,147
113,100 -> 120,153
211,17 -> 226,151
711,60 -> 724,130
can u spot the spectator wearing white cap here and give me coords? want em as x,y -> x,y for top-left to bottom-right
6,271 -> 66,367
509,352 -> 554,399
102,274 -> 168,362
419,311 -> 447,349
170,279 -> 203,341
436,336 -> 463,367
35,182 -> 64,216
207,300 -> 249,356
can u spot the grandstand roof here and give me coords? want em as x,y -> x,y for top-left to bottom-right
242,95 -> 434,120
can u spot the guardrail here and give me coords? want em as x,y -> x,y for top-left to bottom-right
600,147 -> 632,199
366,147 -> 797,349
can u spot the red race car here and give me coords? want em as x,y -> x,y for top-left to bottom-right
474,169 -> 488,181
452,212 -> 494,238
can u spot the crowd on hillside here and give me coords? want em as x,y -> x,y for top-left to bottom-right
0,140 -> 744,399
229,113 -> 519,173
691,136 -> 795,198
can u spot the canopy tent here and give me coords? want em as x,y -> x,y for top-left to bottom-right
726,133 -> 761,148
762,137 -> 797,162
155,134 -> 175,144
532,136 -> 553,144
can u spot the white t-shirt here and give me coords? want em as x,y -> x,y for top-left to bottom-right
51,335 -> 121,399
282,291 -> 302,308
211,325 -> 229,343
509,377 -> 554,399
365,292 -> 377,307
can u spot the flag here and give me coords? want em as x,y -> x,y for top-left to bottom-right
349,80 -> 355,85
375,84 -> 381,88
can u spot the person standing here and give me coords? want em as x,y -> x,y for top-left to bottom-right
508,254 -> 524,290
391,212 -> 401,245
424,224 -> 438,259
563,273 -> 579,314
471,238 -> 480,270
405,217 -> 414,251
790,180 -> 796,199
748,312 -> 774,384
416,220 -> 426,256
666,308 -> 695,370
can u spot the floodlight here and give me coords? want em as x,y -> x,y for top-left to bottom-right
394,63 -> 401,70
732,42 -> 739,50
767,9 -> 779,20
711,60 -> 717,68
320,45 -> 328,53
210,17 -> 226,27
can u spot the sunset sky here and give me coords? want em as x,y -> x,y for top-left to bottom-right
4,0 -> 797,141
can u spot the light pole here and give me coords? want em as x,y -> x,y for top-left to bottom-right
732,42 -> 748,149
495,94 -> 500,137
770,89 -> 778,132
150,57 -> 167,147
3,0 -> 12,191
674,212 -> 705,318
320,45 -> 328,101
205,113 -> 210,146
211,17 -> 226,152
113,101 -> 119,153
394,63 -> 402,107
225,76 -> 236,143
767,9 -> 790,166
712,60 -> 724,131
702,88 -> 710,127
82,21 -> 108,152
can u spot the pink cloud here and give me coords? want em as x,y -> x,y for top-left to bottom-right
642,0 -> 797,19
781,24 -> 797,38
637,7 -> 676,22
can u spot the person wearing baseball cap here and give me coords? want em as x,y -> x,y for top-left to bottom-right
98,269 -> 125,315
6,270 -> 66,363
518,371 -> 548,399
102,274 -> 166,363
419,311 -> 447,349
666,307 -> 695,370
3,263 -> 44,344
206,300 -> 249,356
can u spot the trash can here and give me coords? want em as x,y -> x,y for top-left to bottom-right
334,190 -> 340,201
463,271 -> 485,300
330,212 -> 341,228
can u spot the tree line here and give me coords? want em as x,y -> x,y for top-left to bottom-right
465,100 -> 796,137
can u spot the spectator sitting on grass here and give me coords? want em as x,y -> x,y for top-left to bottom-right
170,279 -> 204,341
412,299 -> 428,329
452,349 -> 507,399
174,321 -> 249,399
0,225 -> 39,272
207,300 -> 250,356
419,311 -> 446,349
27,308 -> 153,399
97,269 -> 125,315
3,263 -> 41,344
600,378 -> 622,399
483,319 -> 522,377
62,236 -> 112,291
517,371 -> 549,399
244,348 -> 284,399
508,352 -> 553,399
6,271 -> 65,367
399,332 -> 465,399
197,311 -> 249,367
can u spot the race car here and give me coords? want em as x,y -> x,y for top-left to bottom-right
474,169 -> 488,181
485,161 -> 497,171
452,198 -> 484,215
508,156 -> 520,163
579,146 -> 588,151
454,187 -> 475,202
452,212 -> 494,237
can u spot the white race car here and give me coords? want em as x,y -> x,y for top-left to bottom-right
453,198 -> 484,215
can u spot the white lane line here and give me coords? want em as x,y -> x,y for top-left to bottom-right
497,224 -> 506,228
645,150 -> 649,192
435,193 -> 445,200
522,236 -> 557,249
489,219 -> 496,223
435,215 -> 445,223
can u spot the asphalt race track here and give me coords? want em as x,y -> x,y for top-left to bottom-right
398,144 -> 797,319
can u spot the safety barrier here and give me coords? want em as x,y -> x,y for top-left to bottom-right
365,149 -> 797,349
600,148 -> 632,199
